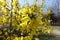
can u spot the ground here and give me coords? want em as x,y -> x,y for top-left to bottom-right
51,26 -> 60,40
39,26 -> 60,40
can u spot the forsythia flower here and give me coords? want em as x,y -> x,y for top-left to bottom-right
0,31 -> 2,34
0,0 -> 53,40
13,37 -> 19,40
35,38 -> 39,40
3,8 -> 9,15
19,8 -> 28,14
0,1 -> 4,8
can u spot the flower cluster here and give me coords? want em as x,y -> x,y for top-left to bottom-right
0,0 -> 53,40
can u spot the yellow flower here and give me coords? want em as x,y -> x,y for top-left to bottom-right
35,38 -> 39,40
5,32 -> 8,35
4,9 -> 9,13
13,37 -> 19,40
19,8 -> 28,14
0,31 -> 2,34
13,0 -> 17,2
12,8 -> 18,13
39,8 -> 43,13
46,10 -> 52,16
21,16 -> 30,22
20,21 -> 27,27
12,0 -> 18,8
47,27 -> 53,34
29,8 -> 33,14
21,36 -> 23,40
0,1 -> 4,8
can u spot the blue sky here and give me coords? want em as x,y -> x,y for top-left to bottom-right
19,0 -> 60,14
43,0 -> 54,13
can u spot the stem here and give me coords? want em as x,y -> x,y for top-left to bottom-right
10,0 -> 13,40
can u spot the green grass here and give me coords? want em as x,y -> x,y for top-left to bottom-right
38,34 -> 56,40
50,26 -> 60,27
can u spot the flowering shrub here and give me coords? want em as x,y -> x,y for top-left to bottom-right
0,0 -> 53,40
